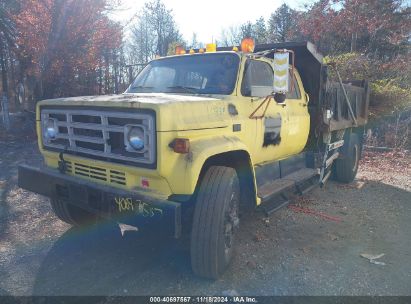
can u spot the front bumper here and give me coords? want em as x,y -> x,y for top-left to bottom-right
18,165 -> 181,238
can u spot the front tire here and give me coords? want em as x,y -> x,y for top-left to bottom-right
50,198 -> 99,227
333,133 -> 361,183
190,166 -> 240,279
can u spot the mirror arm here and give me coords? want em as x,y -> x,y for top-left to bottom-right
305,92 -> 310,103
249,96 -> 273,119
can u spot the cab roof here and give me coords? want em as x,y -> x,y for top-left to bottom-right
219,41 -> 324,104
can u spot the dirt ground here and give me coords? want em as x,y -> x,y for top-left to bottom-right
0,138 -> 410,296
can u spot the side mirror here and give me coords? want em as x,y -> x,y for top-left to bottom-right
273,51 -> 290,94
274,93 -> 286,103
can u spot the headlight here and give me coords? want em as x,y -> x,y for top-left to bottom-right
45,118 -> 58,139
127,126 -> 145,151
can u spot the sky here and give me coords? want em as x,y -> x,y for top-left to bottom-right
110,0 -> 312,44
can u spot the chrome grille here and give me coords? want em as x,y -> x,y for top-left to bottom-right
41,108 -> 155,165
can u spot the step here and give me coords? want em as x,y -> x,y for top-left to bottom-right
282,168 -> 318,183
258,179 -> 294,203
325,152 -> 339,168
258,168 -> 319,203
260,193 -> 289,216
320,169 -> 332,187
327,140 -> 344,151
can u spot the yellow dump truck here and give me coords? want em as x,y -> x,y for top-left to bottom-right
18,40 -> 369,279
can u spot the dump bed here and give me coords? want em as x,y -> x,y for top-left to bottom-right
324,79 -> 369,130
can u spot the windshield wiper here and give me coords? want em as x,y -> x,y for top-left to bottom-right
166,86 -> 198,93
129,85 -> 153,90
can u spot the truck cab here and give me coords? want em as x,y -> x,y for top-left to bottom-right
18,40 -> 369,279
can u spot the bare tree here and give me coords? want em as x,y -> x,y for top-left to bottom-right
189,32 -> 201,49
219,26 -> 242,47
129,0 -> 182,63
220,17 -> 267,47
0,3 -> 16,130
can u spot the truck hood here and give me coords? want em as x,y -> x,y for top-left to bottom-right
38,93 -> 232,132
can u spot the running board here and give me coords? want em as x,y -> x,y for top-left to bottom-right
258,179 -> 294,203
258,168 -> 319,207
260,193 -> 289,216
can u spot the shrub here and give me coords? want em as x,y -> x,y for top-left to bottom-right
370,80 -> 411,114
324,52 -> 411,117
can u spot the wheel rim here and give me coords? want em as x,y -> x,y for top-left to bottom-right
352,145 -> 359,172
224,190 -> 240,258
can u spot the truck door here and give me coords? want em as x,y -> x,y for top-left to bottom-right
241,59 -> 310,165
240,58 -> 288,164
283,70 -> 310,155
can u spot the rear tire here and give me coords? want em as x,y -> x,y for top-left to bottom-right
333,133 -> 360,183
190,166 -> 240,279
50,198 -> 99,227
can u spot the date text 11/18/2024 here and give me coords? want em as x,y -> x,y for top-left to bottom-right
149,296 -> 258,303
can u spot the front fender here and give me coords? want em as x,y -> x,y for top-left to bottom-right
166,136 -> 254,195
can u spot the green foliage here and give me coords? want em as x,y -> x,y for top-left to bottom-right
325,52 -> 411,116
253,17 -> 267,44
268,4 -> 299,42
240,22 -> 253,39
370,80 -> 411,112
324,53 -> 373,80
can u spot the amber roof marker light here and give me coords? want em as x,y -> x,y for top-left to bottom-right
241,38 -> 255,53
206,43 -> 217,53
175,45 -> 186,55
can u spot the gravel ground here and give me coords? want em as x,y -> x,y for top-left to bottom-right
0,139 -> 410,296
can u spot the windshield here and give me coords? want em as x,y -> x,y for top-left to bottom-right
127,53 -> 240,95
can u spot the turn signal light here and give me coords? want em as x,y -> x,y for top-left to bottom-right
169,138 -> 190,154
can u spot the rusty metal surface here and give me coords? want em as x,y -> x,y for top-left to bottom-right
325,81 -> 370,131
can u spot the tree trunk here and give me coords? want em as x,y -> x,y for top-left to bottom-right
98,61 -> 102,95
350,31 -> 357,52
41,0 -> 67,99
9,52 -> 20,112
0,47 -> 10,130
113,52 -> 118,94
104,53 -> 109,94
128,66 -> 133,86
